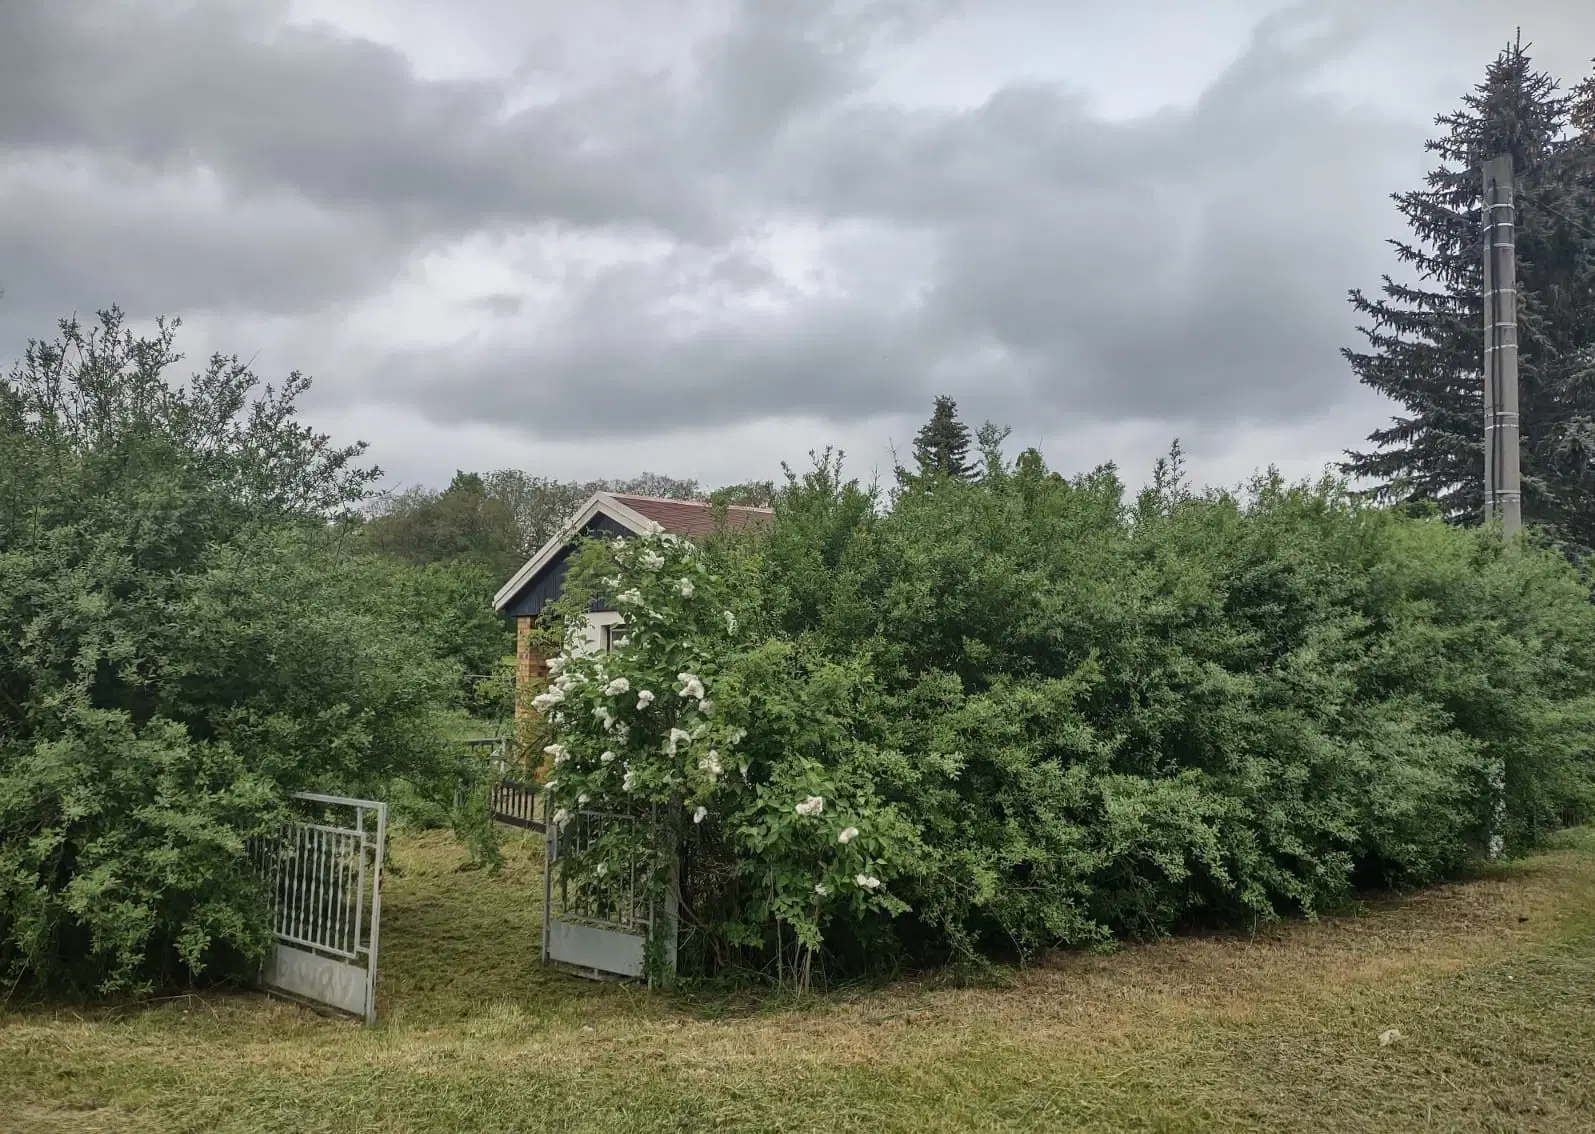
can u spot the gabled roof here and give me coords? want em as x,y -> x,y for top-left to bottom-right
491,492 -> 773,613
608,494 -> 773,538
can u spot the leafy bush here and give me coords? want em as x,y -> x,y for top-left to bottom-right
532,445 -> 1595,983
0,312 -> 465,995
540,534 -> 917,987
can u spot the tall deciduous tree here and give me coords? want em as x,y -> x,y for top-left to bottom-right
365,470 -> 522,577
913,395 -> 975,480
0,310 -> 463,995
1343,41 -> 1595,554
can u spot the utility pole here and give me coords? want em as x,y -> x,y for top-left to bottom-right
1481,155 -> 1521,863
1482,154 -> 1522,538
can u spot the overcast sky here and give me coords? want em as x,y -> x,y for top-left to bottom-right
3,1 -> 1593,495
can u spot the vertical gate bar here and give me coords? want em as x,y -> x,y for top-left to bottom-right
328,829 -> 339,950
332,831 -> 345,954
300,823 -> 313,943
337,832 -> 352,955
276,826 -> 287,939
323,828 -> 335,951
286,823 -> 298,941
542,796 -> 555,963
294,823 -> 307,942
270,827 -> 283,937
328,828 -> 340,953
279,824 -> 291,939
282,824 -> 293,940
322,827 -> 333,949
348,830 -> 359,955
320,827 -> 333,950
352,807 -> 368,958
311,826 -> 325,949
301,825 -> 312,945
349,828 -> 360,955
288,823 -> 301,941
365,802 -> 386,1026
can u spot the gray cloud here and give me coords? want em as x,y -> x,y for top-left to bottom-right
371,4 -> 1429,439
2,0 -> 1591,483
0,2 -> 712,238
0,155 -> 400,317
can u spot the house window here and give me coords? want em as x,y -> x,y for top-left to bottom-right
602,622 -> 627,652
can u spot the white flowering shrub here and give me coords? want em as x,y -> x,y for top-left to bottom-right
538,531 -> 917,985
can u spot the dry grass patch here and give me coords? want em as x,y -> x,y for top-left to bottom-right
3,828 -> 1594,1133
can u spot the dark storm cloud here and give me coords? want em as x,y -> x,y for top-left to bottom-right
0,1 -> 715,239
383,4 -> 1428,438
0,156 -> 398,315
0,0 -> 935,347
0,0 -> 1574,451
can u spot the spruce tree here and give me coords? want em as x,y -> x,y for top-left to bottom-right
1342,40 -> 1595,552
913,395 -> 975,479
1540,63 -> 1595,552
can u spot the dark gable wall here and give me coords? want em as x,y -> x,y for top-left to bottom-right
502,512 -> 633,619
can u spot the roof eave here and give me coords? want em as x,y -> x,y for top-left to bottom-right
491,491 -> 662,613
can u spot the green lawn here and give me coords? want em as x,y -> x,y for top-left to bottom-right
5,827 -> 1595,1133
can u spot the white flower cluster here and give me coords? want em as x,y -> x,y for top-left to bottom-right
855,874 -> 881,891
795,795 -> 824,817
676,672 -> 705,701
535,539 -> 769,894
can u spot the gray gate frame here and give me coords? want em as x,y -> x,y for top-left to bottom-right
466,738 -> 679,983
250,791 -> 386,1025
542,803 -> 678,983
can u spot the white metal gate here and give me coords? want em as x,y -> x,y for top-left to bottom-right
543,806 -> 677,982
250,792 -> 386,1024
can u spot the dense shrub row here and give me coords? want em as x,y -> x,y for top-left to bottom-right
0,314 -> 474,995
536,447 -> 1595,982
7,312 -> 1592,997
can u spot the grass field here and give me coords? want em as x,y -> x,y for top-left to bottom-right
4,827 -> 1595,1133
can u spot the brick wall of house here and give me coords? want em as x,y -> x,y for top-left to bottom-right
515,616 -> 547,724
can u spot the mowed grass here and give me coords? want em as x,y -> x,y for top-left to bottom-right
5,828 -> 1595,1134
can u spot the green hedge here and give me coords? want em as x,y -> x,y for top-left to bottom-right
539,447 -> 1595,979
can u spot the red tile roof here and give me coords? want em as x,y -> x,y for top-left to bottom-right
610,494 -> 774,538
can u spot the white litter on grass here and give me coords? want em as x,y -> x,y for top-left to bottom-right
1378,1028 -> 1402,1047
